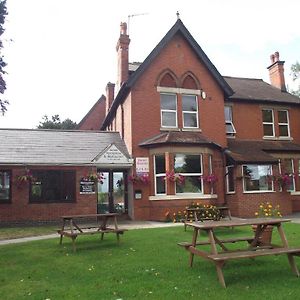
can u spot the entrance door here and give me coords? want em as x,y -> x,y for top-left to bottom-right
97,170 -> 128,214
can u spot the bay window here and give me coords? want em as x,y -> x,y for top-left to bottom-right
226,166 -> 235,193
160,93 -> 177,128
0,170 -> 11,202
154,155 -> 166,195
182,95 -> 198,128
243,165 -> 273,192
174,154 -> 202,193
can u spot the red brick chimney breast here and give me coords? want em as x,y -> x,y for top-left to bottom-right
106,82 -> 115,114
267,51 -> 286,92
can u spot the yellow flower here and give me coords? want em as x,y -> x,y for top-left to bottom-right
255,212 -> 259,216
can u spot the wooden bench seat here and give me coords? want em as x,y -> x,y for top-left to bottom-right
178,236 -> 254,249
57,228 -> 126,238
208,247 -> 300,261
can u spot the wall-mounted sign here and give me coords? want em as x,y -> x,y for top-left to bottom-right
136,157 -> 149,174
93,144 -> 132,165
80,180 -> 95,194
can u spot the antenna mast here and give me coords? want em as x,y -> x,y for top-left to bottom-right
127,13 -> 148,34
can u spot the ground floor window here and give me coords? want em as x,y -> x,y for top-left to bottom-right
0,170 -> 11,202
154,155 -> 166,195
243,165 -> 273,192
30,170 -> 76,203
174,154 -> 202,194
226,166 -> 235,193
280,159 -> 295,191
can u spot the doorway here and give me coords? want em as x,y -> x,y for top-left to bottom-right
97,170 -> 128,214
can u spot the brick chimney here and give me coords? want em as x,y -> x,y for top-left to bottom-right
267,51 -> 286,92
106,82 -> 115,114
116,22 -> 130,89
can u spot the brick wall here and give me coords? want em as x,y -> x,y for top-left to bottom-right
0,166 -> 97,223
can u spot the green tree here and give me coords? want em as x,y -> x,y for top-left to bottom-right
290,62 -> 300,97
0,0 -> 8,115
37,114 -> 77,130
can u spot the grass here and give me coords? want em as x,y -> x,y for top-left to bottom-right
0,225 -> 57,240
0,223 -> 300,300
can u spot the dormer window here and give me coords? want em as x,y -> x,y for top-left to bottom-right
160,93 -> 177,128
224,106 -> 236,136
182,94 -> 198,128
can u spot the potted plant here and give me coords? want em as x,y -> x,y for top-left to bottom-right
128,173 -> 150,185
253,202 -> 282,245
16,168 -> 36,187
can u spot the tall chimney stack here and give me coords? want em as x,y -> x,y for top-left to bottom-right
267,51 -> 286,92
116,22 -> 130,89
106,82 -> 115,114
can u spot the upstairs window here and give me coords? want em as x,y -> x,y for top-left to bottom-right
262,109 -> 275,137
182,95 -> 198,128
224,106 -> 236,136
0,170 -> 11,202
278,110 -> 290,137
160,93 -> 177,128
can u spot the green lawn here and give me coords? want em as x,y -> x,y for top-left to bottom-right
1,224 -> 300,300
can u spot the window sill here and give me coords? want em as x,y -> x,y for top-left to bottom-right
263,136 -> 293,141
243,190 -> 275,194
290,191 -> 300,196
160,127 -> 180,131
181,128 -> 202,132
149,194 -> 217,200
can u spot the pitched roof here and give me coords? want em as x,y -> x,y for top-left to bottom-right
224,76 -> 300,104
226,139 -> 300,164
0,129 -> 130,166
101,19 -> 233,129
139,131 -> 222,149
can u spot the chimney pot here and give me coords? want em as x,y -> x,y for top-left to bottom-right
267,52 -> 286,92
120,22 -> 127,35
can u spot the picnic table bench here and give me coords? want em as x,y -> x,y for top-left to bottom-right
57,213 -> 127,251
184,206 -> 232,231
178,218 -> 300,287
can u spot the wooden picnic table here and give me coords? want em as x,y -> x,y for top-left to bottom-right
57,213 -> 127,251
178,218 -> 300,287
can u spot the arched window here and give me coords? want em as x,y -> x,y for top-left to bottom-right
181,73 -> 200,90
157,70 -> 178,88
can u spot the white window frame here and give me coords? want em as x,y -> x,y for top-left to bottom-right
174,154 -> 203,195
226,166 -> 235,194
262,109 -> 275,138
224,106 -> 236,135
279,158 -> 295,192
182,94 -> 199,129
242,164 -> 274,193
160,93 -> 177,128
278,110 -> 290,138
154,155 -> 166,195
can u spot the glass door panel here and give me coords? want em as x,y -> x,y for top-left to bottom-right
113,172 -> 125,213
97,172 -> 109,213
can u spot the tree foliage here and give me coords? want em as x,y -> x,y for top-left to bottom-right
37,114 -> 77,130
0,0 -> 8,115
290,62 -> 300,97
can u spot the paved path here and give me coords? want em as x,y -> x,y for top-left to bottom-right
0,221 -> 181,246
1,215 -> 300,246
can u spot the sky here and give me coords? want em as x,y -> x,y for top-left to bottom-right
1,0 -> 300,129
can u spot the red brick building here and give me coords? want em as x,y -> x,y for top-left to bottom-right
79,18 -> 300,220
2,18 -> 300,224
